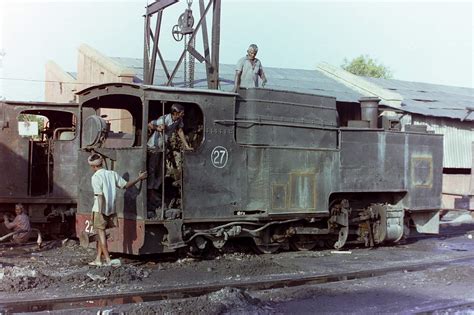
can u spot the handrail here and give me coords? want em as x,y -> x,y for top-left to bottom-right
214,119 -> 339,131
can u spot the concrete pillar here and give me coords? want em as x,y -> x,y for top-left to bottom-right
0,49 -> 5,100
471,142 -> 474,213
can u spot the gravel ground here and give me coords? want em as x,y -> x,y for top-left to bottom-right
1,214 -> 473,314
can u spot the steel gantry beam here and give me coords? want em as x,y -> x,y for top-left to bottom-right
143,0 -> 221,89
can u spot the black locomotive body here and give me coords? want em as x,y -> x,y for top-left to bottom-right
0,100 -> 79,237
74,83 -> 443,255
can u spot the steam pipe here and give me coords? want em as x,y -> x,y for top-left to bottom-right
359,97 -> 380,129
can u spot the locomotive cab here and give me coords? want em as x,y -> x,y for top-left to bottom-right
19,109 -> 77,196
76,83 -> 211,254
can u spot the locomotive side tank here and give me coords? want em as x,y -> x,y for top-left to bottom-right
75,83 -> 442,254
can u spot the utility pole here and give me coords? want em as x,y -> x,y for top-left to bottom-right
0,49 -> 6,101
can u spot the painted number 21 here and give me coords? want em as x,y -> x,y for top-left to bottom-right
211,146 -> 228,169
84,220 -> 94,234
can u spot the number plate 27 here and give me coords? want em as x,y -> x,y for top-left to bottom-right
211,146 -> 229,169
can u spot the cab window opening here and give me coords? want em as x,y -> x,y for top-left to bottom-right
146,101 -> 204,150
81,95 -> 142,149
18,110 -> 76,142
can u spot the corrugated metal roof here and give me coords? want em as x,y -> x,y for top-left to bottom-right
67,72 -> 77,80
111,57 -> 363,103
364,77 -> 474,122
111,57 -> 473,122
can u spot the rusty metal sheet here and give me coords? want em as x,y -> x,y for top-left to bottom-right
76,213 -> 145,255
338,129 -> 443,211
182,94 -> 242,219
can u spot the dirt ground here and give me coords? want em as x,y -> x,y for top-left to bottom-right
1,216 -> 474,314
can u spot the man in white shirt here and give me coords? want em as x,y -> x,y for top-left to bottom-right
233,44 -> 268,92
88,153 -> 147,267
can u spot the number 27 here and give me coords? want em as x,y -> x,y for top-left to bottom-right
213,150 -> 227,165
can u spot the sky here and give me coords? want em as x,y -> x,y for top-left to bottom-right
0,0 -> 473,101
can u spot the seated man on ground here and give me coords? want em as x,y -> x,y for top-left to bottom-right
3,203 -> 31,244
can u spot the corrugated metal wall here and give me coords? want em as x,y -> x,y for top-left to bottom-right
401,114 -> 474,169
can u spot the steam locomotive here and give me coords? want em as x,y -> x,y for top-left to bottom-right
0,100 -> 78,237
71,83 -> 442,255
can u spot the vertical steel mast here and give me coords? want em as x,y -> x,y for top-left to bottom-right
143,0 -> 221,89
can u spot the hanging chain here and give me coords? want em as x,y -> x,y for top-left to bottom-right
182,0 -> 194,88
183,35 -> 188,87
188,36 -> 195,88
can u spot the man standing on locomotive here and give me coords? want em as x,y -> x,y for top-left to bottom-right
146,103 -> 192,218
2,203 -> 31,244
233,44 -> 268,93
88,153 -> 147,267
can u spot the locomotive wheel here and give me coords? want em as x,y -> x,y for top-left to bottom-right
402,217 -> 411,241
289,236 -> 317,251
186,236 -> 211,258
252,242 -> 281,254
372,204 -> 387,245
324,239 -> 337,249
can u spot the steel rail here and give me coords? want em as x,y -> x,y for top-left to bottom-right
414,300 -> 474,314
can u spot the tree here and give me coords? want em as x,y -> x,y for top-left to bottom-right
341,55 -> 393,79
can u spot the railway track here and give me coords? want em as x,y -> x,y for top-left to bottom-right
415,301 -> 474,314
1,254 -> 474,314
